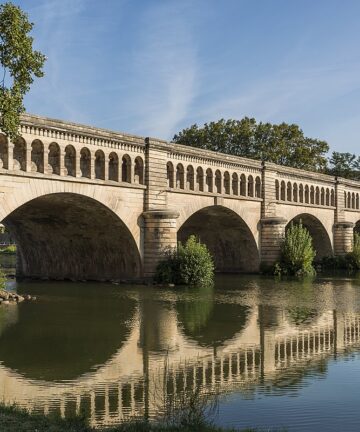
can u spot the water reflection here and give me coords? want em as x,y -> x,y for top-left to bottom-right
0,275 -> 360,428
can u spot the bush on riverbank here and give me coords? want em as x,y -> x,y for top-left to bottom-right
320,233 -> 360,272
0,245 -> 16,255
155,235 -> 214,286
270,222 -> 316,277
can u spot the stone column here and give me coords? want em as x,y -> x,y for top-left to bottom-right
91,155 -> 96,180
142,210 -> 179,277
260,217 -> 287,268
7,142 -> 14,171
25,147 -> 32,172
104,154 -> 109,181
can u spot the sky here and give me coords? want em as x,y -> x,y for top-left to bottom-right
11,0 -> 360,153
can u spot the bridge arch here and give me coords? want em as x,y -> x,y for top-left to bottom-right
0,184 -> 142,280
178,205 -> 260,273
285,213 -> 333,260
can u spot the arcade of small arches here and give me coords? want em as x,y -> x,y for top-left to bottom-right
166,161 -> 262,197
344,191 -> 360,210
0,134 -> 145,185
276,179 -> 335,207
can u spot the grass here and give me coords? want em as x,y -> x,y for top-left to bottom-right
0,245 -> 16,255
0,404 -> 271,432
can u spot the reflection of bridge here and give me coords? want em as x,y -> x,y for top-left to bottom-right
0,114 -> 360,279
1,297 -> 360,427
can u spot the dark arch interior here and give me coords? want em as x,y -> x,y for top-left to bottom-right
3,193 -> 141,281
178,206 -> 259,273
286,214 -> 333,260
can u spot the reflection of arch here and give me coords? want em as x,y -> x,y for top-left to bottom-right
48,143 -> 60,175
31,140 -> 44,173
0,134 -> 8,169
109,152 -> 119,181
3,193 -> 141,280
64,145 -> 76,177
95,150 -> 105,180
0,285 -> 137,381
80,147 -> 91,178
134,157 -> 144,184
286,213 -> 333,260
178,205 -> 260,272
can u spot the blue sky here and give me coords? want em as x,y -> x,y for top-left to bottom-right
14,0 -> 360,153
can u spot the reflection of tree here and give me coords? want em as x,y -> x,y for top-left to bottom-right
286,306 -> 318,326
176,284 -> 251,348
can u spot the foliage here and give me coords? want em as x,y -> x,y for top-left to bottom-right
155,235 -> 214,286
0,2 -> 46,139
0,244 -> 16,255
320,234 -> 360,272
173,118 -> 329,172
326,152 -> 360,180
350,232 -> 360,269
276,222 -> 316,277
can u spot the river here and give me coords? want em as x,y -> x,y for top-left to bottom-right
0,260 -> 360,431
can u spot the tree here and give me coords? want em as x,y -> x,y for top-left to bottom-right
0,2 -> 46,140
327,151 -> 360,180
173,118 -> 329,171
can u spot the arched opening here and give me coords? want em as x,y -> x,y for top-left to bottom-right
0,134 -> 8,169
293,183 -> 298,202
275,180 -> 280,200
321,188 -> 325,206
215,170 -> 222,194
122,154 -> 131,183
186,165 -> 194,190
134,156 -> 144,184
178,206 -> 259,272
48,143 -> 60,175
109,152 -> 119,181
3,193 -> 141,281
315,187 -> 320,205
196,167 -> 204,192
64,145 -> 76,177
224,171 -> 230,194
248,175 -> 254,197
287,182 -> 292,201
80,147 -> 91,178
331,190 -> 335,206
167,162 -> 174,188
325,189 -> 330,206
280,181 -> 286,201
232,173 -> 239,195
299,184 -> 304,203
305,185 -> 309,203
206,168 -> 213,193
95,150 -> 105,180
176,163 -> 184,189
255,176 -> 261,198
240,174 -> 247,196
286,213 -> 333,261
31,140 -> 44,173
13,137 -> 26,171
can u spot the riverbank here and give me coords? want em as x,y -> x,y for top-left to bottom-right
0,405 -> 260,432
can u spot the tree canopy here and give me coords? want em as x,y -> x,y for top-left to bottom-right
173,118 -> 330,172
0,2 -> 46,140
326,151 -> 360,180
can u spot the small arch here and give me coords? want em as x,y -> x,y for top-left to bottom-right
280,181 -> 286,201
255,176 -> 261,198
134,156 -> 144,184
299,184 -> 304,203
331,190 -> 335,207
344,191 -> 347,208
186,165 -> 194,190
206,168 -> 213,193
315,187 -> 320,205
320,188 -> 325,206
95,150 -> 105,180
275,180 -> 280,200
325,189 -> 330,206
64,145 -> 76,177
310,186 -> 315,204
109,152 -> 119,182
232,173 -> 239,195
240,174 -> 247,196
224,171 -> 230,194
80,147 -> 91,178
196,167 -> 204,192
48,143 -> 60,175
305,185 -> 310,204
167,162 -> 174,188
0,134 -> 8,169
293,183 -> 298,203
287,181 -> 292,201
14,137 -> 26,171
122,154 -> 132,183
352,192 -> 356,209
347,192 -> 351,209
31,140 -> 44,173
176,163 -> 184,189
248,175 -> 254,197
357,194 -> 359,210
215,170 -> 222,194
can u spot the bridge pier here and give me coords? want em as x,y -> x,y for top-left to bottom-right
334,222 -> 355,256
260,217 -> 287,268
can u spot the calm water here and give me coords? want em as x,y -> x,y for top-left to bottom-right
1,264 -> 360,430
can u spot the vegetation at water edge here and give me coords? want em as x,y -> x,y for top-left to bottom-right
155,235 -> 214,286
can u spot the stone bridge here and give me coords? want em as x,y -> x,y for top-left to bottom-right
0,113 -> 360,280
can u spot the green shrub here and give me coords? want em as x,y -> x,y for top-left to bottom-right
276,222 -> 316,277
350,232 -> 360,269
155,236 -> 214,286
